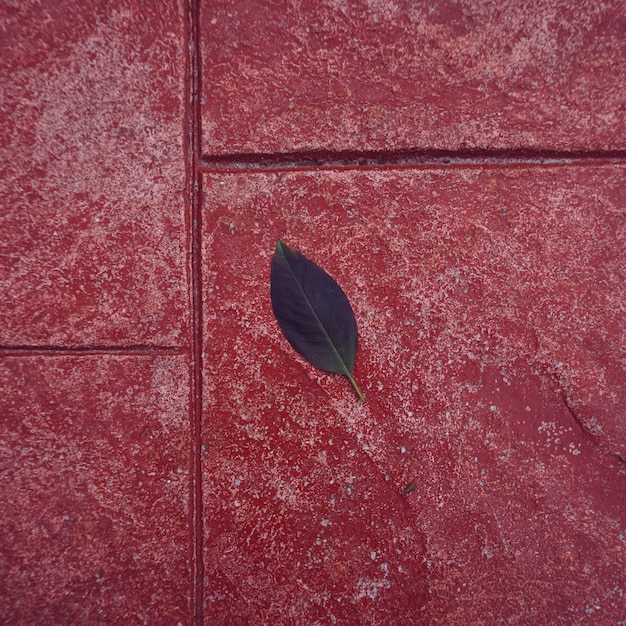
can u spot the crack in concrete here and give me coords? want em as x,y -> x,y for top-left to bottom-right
557,385 -> 625,467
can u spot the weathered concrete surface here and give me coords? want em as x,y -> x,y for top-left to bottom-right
201,165 -> 625,624
0,0 -> 188,346
0,356 -> 192,624
201,0 -> 626,154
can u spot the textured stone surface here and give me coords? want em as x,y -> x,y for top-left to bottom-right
0,0 -> 188,347
201,166 -> 626,624
200,0 -> 626,155
3,0 -> 625,623
0,355 -> 191,624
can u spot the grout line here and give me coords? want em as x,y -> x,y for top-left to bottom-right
0,346 -> 186,357
185,0 -> 205,623
199,148 -> 626,173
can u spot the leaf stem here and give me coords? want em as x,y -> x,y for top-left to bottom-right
346,372 -> 366,403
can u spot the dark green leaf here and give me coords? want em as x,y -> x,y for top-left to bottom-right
270,240 -> 365,402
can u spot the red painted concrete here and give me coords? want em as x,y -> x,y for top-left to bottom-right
201,165 -> 625,623
1,0 -> 625,624
0,0 -> 188,346
200,0 -> 626,155
0,356 -> 191,624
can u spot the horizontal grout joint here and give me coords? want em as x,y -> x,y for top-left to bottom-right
200,148 -> 626,173
0,346 -> 188,357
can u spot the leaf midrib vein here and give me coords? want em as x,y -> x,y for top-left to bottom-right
283,258 -> 352,379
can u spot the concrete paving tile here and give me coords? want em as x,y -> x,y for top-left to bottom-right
0,355 -> 191,624
0,0 -> 188,346
201,165 -> 625,624
200,0 -> 626,155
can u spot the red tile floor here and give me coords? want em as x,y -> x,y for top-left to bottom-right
1,1 -> 625,624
